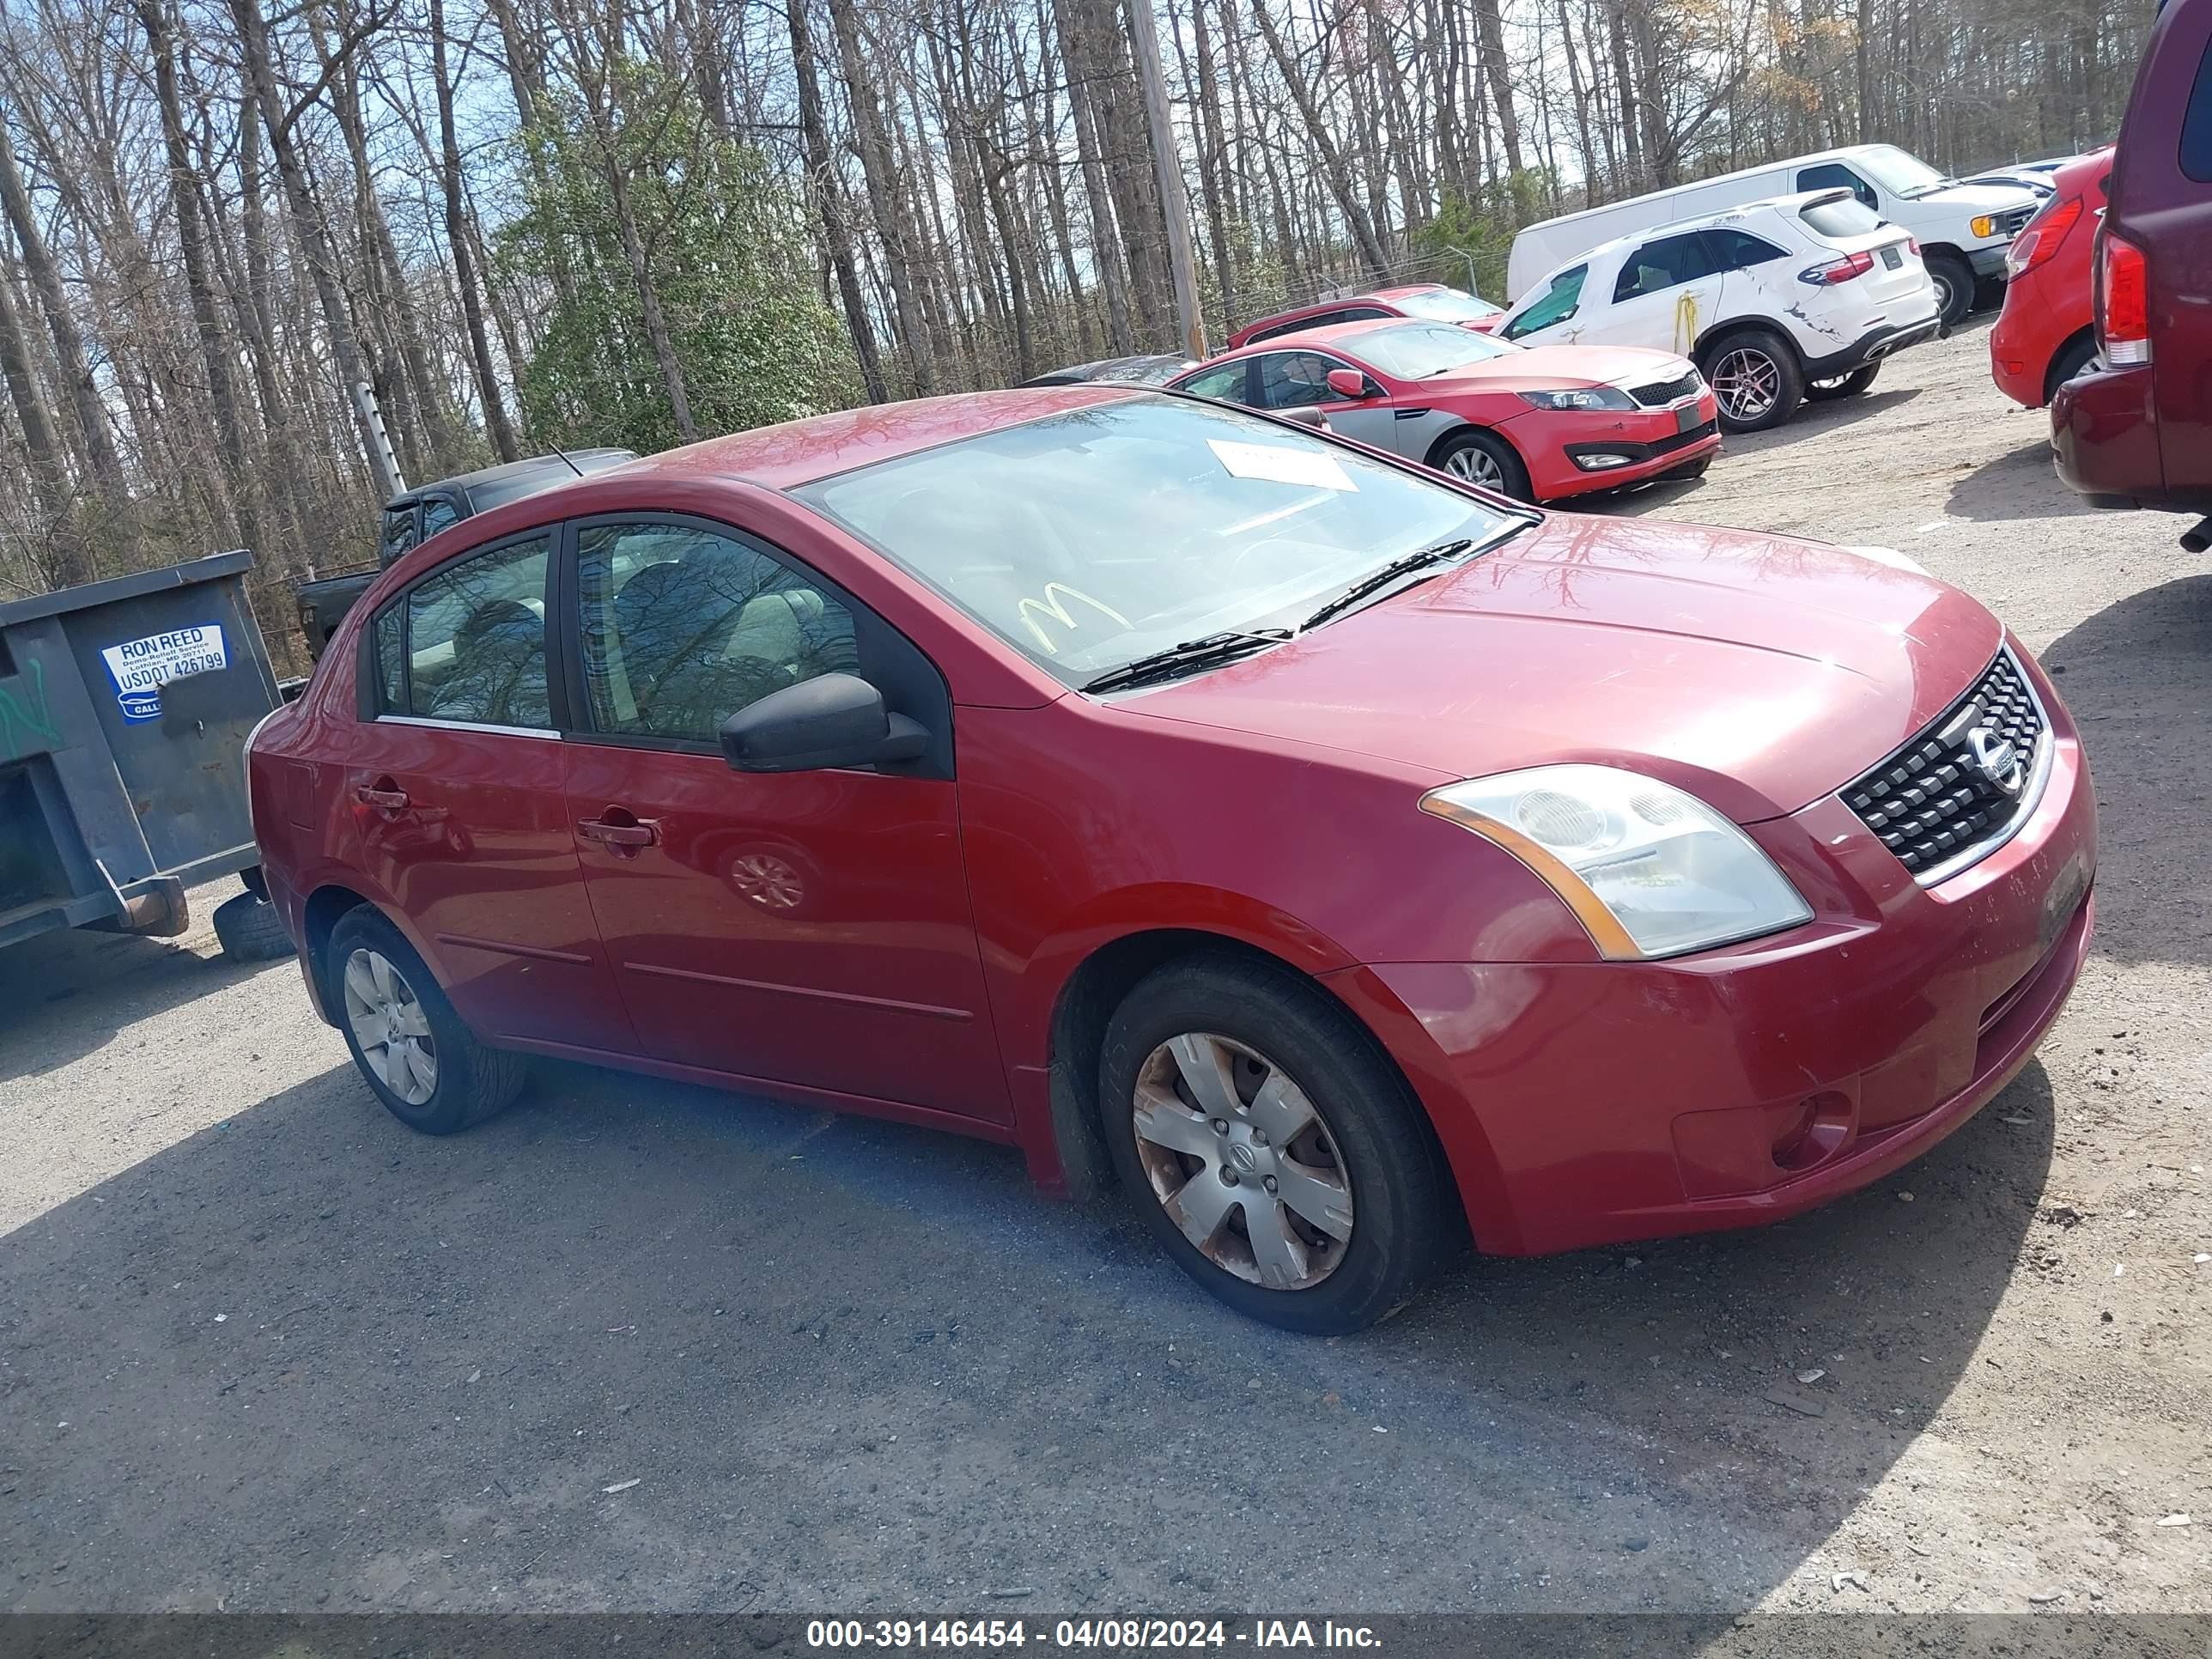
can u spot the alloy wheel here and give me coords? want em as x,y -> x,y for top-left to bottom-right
1442,446 -> 1505,489
342,946 -> 437,1106
1710,348 -> 1781,422
1130,1032 -> 1355,1291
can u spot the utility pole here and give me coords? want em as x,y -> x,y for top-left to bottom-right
1124,0 -> 1206,362
349,380 -> 406,500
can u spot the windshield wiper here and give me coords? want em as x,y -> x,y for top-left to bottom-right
1080,629 -> 1292,694
1301,538 -> 1475,631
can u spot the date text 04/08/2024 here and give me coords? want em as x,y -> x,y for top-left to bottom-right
806,1620 -> 1384,1649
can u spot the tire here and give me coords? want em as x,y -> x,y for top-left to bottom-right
1698,327 -> 1805,434
1099,954 -> 1456,1334
325,906 -> 526,1135
1430,428 -> 1534,503
1807,362 -> 1881,401
211,890 -> 294,963
1928,253 -> 1975,329
2045,333 -> 2097,403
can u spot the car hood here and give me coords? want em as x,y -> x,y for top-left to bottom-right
1114,515 -> 2003,823
1425,343 -> 1696,394
1917,180 -> 2041,217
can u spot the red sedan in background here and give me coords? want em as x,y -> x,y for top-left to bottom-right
1990,149 -> 2112,407
246,388 -> 2092,1334
1173,318 -> 1720,502
1224,283 -> 1504,349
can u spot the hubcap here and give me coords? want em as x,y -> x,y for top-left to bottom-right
1933,272 -> 1955,316
1711,348 -> 1781,421
1131,1033 -> 1355,1291
1443,446 -> 1504,489
342,947 -> 437,1106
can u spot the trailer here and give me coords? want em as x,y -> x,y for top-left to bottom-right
0,550 -> 290,961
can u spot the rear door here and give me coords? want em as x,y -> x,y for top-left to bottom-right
553,515 -> 1011,1123
353,529 -> 638,1054
1582,231 -> 1723,355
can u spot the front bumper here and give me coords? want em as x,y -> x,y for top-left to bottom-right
1516,392 -> 1723,501
1334,647 -> 2097,1256
1969,244 -> 2014,278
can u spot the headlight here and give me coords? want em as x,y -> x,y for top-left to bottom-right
1419,764 -> 1813,959
1517,386 -> 1637,411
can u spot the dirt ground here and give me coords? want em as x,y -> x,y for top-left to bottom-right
1,319 -> 2207,1617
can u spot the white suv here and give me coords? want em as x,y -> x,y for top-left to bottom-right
1492,191 -> 1942,433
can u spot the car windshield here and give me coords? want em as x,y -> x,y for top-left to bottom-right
1347,321 -> 1519,379
1390,287 -> 1497,321
1856,144 -> 1948,198
794,396 -> 1522,684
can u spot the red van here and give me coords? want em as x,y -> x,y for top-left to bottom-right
2050,0 -> 2212,545
1990,149 -> 2112,407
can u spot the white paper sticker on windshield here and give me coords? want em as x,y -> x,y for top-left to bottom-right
1206,438 -> 1357,492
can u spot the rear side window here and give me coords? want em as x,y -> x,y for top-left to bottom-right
2185,32 -> 2212,182
1705,228 -> 1790,270
1797,162 -> 1878,209
1176,362 -> 1251,403
1502,264 -> 1586,338
1799,195 -> 1885,238
386,535 -> 554,730
379,507 -> 418,563
1250,310 -> 1342,343
1612,233 -> 1716,301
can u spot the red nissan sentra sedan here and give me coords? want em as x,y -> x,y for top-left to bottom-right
246,387 -> 2094,1334
1170,319 -> 1720,503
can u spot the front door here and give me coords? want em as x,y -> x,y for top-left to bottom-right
554,516 -> 1011,1123
1249,349 -> 1413,457
352,529 -> 637,1054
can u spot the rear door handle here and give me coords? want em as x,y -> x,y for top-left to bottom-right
578,815 -> 660,849
355,784 -> 410,811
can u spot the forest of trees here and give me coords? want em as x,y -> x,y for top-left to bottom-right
0,0 -> 2150,658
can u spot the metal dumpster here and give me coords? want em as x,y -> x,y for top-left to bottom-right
0,549 -> 289,959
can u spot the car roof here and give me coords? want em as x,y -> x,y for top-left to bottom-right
392,448 -> 634,511
1512,191 -> 1838,289
575,386 -> 1143,492
1521,143 -> 1902,234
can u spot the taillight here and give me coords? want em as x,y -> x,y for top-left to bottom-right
2004,195 -> 2084,279
1798,249 -> 1875,286
2100,230 -> 2150,365
1907,237 -> 1921,256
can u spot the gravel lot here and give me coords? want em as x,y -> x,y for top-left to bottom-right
2,319 -> 2207,1617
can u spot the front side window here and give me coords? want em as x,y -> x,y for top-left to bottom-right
1255,351 -> 1340,409
1703,228 -> 1790,271
1798,161 -> 1880,209
1347,321 -> 1516,379
1175,362 -> 1251,403
421,497 -> 461,539
392,535 -> 553,729
794,397 -> 1521,685
576,522 -> 858,744
1613,233 -> 1717,301
1500,264 -> 1586,339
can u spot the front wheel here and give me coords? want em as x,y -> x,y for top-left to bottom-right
1928,253 -> 1975,328
1699,329 -> 1805,433
1431,428 -> 1534,502
326,907 -> 526,1135
1100,956 -> 1456,1334
1807,362 -> 1881,401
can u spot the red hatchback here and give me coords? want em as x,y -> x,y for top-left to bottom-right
248,389 -> 2094,1333
1174,318 -> 1719,501
1990,149 -> 2112,407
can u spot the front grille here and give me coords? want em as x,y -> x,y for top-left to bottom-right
1999,205 -> 2036,237
1842,648 -> 2047,880
1628,369 -> 1703,408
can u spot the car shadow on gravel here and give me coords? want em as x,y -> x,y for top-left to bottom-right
1944,439 -> 2095,522
2040,571 -> 2212,967
0,917 -> 261,1085
0,1019 -> 2053,1613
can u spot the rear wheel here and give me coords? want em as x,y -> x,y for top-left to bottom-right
1927,253 -> 1975,328
1100,955 -> 1455,1334
326,907 -> 526,1135
211,890 -> 293,963
1431,428 -> 1533,502
2045,333 -> 2098,403
1699,328 -> 1805,433
1807,362 -> 1881,401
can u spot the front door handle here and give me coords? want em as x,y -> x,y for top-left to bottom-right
578,814 -> 660,850
356,783 -> 410,811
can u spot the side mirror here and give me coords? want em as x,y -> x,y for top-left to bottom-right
1324,368 -> 1369,401
719,672 -> 928,773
